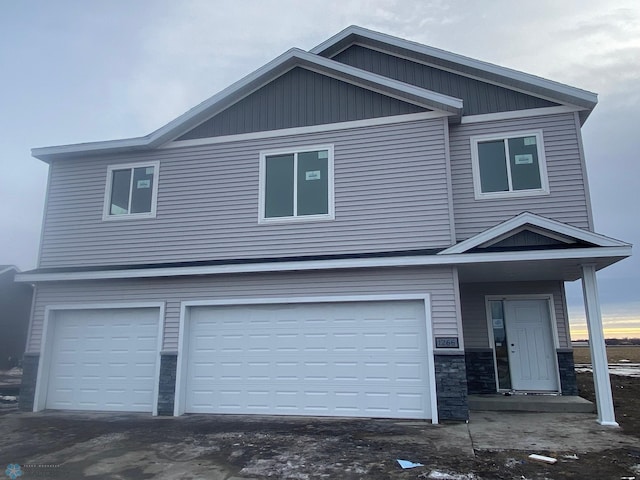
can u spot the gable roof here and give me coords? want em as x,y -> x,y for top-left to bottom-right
440,212 -> 630,255
31,26 -> 597,163
311,26 -> 597,121
32,48 -> 461,162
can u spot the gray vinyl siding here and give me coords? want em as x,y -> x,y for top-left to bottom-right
460,281 -> 570,349
28,266 -> 459,352
177,67 -> 426,141
333,45 -> 558,116
39,118 -> 452,268
450,113 -> 591,241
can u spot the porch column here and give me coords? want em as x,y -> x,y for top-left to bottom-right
581,264 -> 618,426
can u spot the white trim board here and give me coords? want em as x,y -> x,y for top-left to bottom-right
174,293 -> 438,423
162,111 -> 445,150
310,26 -> 598,109
15,245 -> 631,283
461,106 -> 583,124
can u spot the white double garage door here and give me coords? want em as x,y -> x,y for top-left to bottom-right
43,298 -> 435,419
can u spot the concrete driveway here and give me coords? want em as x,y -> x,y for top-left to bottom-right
1,410 -> 638,479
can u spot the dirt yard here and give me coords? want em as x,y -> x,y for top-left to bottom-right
573,345 -> 640,364
1,349 -> 639,479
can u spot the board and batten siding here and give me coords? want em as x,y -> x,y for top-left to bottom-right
450,113 -> 591,241
27,267 -> 460,353
460,281 -> 571,349
39,118 -> 452,268
177,67 -> 426,140
332,45 -> 558,116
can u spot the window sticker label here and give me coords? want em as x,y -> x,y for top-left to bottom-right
514,154 -> 533,165
492,318 -> 504,329
305,170 -> 321,181
145,167 -> 155,175
317,150 -> 328,159
524,136 -> 536,146
137,179 -> 151,189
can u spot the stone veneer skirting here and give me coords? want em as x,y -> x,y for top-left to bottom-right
18,353 -> 39,411
557,349 -> 578,396
464,349 -> 496,394
434,354 -> 469,421
157,352 -> 178,416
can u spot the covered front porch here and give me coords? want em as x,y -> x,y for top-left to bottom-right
443,213 -> 632,425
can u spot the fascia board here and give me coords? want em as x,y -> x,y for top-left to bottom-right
440,212 -> 631,254
312,26 -> 597,110
32,136 -> 150,162
31,48 -> 304,162
31,47 -> 460,162
14,245 -> 632,283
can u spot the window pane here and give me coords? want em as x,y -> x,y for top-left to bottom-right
490,300 -> 512,390
110,169 -> 131,215
265,154 -> 294,218
478,140 -> 509,193
508,137 -> 542,190
297,150 -> 328,216
130,166 -> 155,213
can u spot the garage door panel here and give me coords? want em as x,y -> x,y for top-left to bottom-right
45,308 -> 159,412
185,300 -> 432,419
188,384 -> 429,419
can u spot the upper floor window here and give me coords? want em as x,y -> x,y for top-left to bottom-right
259,146 -> 334,223
103,161 -> 159,220
471,130 -> 549,199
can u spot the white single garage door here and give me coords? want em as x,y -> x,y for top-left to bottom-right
185,300 -> 432,419
45,308 -> 159,412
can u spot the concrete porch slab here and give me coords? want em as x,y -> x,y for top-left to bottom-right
468,411 -> 636,451
468,394 -> 594,413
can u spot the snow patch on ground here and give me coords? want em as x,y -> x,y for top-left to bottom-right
575,364 -> 640,378
420,471 -> 478,479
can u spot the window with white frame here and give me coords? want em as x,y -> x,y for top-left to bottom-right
259,146 -> 334,222
103,161 -> 159,220
471,131 -> 549,199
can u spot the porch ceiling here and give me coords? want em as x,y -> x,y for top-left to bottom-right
455,255 -> 626,283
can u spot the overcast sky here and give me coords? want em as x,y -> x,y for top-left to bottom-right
1,0 -> 638,338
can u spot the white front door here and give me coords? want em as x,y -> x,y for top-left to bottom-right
504,299 -> 558,392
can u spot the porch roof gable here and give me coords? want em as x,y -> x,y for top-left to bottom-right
440,212 -> 630,255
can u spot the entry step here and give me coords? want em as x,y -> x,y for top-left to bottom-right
468,395 -> 594,413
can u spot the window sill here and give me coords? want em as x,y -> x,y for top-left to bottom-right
102,212 -> 157,221
258,213 -> 335,225
474,188 -> 550,201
